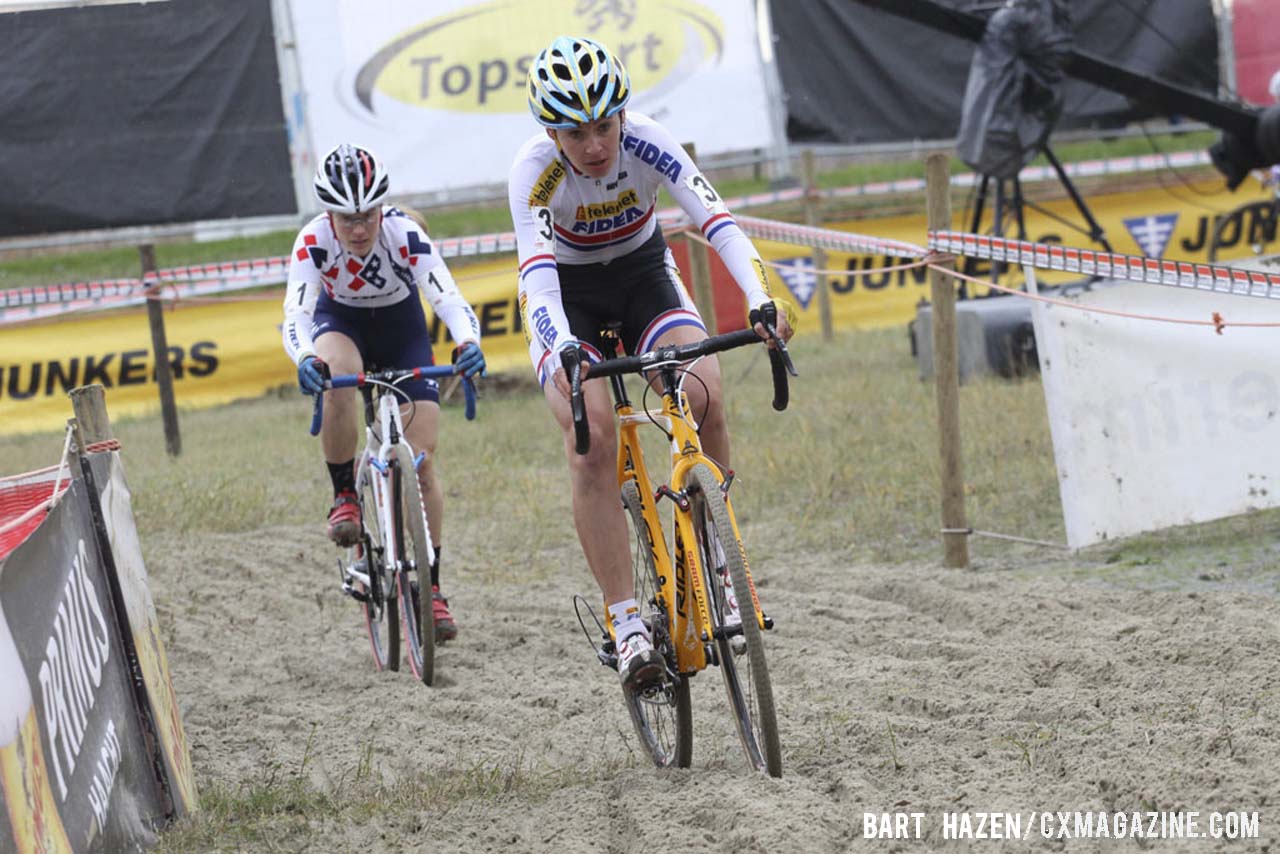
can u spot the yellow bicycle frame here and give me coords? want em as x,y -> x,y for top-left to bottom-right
614,383 -> 766,676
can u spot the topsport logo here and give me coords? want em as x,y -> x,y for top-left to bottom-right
352,0 -> 724,116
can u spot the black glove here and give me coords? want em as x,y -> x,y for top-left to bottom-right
749,301 -> 779,338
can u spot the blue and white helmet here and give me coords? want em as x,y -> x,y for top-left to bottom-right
313,143 -> 390,214
527,36 -> 630,129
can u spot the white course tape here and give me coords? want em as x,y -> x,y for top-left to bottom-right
929,230 -> 1280,301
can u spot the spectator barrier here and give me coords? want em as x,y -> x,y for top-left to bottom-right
0,388 -> 197,852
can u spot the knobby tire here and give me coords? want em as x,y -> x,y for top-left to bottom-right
392,443 -> 436,686
357,455 -> 398,672
686,463 -> 782,778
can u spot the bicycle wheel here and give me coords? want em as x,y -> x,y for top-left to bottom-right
391,443 -> 435,686
356,457 -> 398,672
620,479 -> 692,768
685,463 -> 782,777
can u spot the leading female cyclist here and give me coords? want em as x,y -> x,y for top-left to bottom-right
507,36 -> 794,691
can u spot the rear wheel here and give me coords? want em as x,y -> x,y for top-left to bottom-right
685,463 -> 782,777
392,443 -> 435,686
356,457 -> 398,672
620,479 -> 692,768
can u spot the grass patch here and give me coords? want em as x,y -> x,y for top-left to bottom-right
4,326 -> 1274,572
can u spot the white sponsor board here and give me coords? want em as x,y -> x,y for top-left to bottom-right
1028,269 -> 1280,548
285,0 -> 775,201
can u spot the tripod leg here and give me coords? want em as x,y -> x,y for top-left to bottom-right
1043,146 -> 1112,251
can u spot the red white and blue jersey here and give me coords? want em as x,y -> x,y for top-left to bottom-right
281,206 -> 479,364
507,111 -> 773,354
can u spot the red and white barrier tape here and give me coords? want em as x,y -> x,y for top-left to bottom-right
929,230 -> 1280,301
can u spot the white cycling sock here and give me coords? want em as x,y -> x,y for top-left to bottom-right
607,598 -> 647,642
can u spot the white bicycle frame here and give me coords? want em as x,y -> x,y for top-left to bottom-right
347,382 -> 435,590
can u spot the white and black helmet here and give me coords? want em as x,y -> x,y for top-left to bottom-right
313,143 -> 390,213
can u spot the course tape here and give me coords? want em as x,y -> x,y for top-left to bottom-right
929,230 -> 1280,301
0,211 -> 922,325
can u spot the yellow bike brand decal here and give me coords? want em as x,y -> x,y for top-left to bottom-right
527,159 -> 566,207
352,0 -> 725,115
575,189 -> 640,223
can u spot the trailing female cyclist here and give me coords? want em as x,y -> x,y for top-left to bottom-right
283,143 -> 486,642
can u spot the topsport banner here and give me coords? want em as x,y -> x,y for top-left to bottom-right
285,0 -> 776,197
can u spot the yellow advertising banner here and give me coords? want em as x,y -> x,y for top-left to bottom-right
0,265 -> 527,436
1,177 -> 1271,436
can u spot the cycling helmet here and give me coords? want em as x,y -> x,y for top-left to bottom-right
313,143 -> 390,213
527,36 -> 630,128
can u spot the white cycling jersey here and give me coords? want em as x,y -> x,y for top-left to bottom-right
281,206 -> 480,364
508,111 -> 774,354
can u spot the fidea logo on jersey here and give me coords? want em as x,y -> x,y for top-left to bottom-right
353,0 -> 724,116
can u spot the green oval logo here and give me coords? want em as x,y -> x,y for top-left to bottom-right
354,0 -> 724,115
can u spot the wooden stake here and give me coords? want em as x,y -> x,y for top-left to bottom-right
925,153 -> 969,568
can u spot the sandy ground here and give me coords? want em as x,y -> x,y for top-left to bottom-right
146,523 -> 1280,853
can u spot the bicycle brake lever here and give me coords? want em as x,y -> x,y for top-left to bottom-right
763,322 -> 798,377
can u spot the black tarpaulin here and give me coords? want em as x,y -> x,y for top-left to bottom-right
770,0 -> 1220,145
0,0 -> 294,237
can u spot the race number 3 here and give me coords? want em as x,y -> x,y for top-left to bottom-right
532,206 -> 554,253
684,173 -> 726,215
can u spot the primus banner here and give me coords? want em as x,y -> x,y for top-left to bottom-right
286,0 -> 776,197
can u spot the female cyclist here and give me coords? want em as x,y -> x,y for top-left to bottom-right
283,143 -> 486,641
508,36 -> 793,690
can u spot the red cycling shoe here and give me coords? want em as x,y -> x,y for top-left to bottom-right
431,585 -> 458,642
326,490 -> 361,547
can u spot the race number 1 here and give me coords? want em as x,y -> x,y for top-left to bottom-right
532,206 -> 554,254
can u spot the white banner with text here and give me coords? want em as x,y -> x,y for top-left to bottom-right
286,0 -> 775,197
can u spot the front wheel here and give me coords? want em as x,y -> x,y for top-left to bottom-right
392,443 -> 435,686
356,457 -> 398,672
685,463 -> 782,777
621,479 -> 692,768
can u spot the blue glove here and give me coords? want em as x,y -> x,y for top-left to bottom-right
297,355 -> 326,395
453,342 -> 487,378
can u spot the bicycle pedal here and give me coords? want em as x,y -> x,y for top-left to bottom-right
597,639 -> 618,670
342,582 -> 369,603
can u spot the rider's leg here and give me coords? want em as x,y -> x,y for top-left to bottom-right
544,377 -> 662,686
314,331 -> 362,465
403,397 -> 456,640
543,378 -> 633,606
315,332 -> 363,545
650,324 -> 730,470
402,400 -> 442,541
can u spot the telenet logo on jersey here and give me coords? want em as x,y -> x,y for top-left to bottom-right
352,0 -> 725,116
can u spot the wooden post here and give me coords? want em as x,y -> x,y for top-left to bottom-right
802,149 -> 833,341
139,244 -> 182,456
925,153 -> 969,569
69,385 -> 113,445
680,142 -> 719,333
